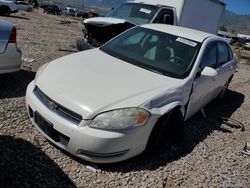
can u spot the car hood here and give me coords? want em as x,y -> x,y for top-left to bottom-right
83,17 -> 133,26
83,17 -> 136,45
0,19 -> 12,54
36,49 -> 183,119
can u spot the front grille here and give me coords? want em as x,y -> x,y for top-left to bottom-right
34,112 -> 70,146
33,86 -> 82,125
59,135 -> 69,146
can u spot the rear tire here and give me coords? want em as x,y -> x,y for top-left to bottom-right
146,108 -> 185,151
27,8 -> 32,12
0,6 -> 11,16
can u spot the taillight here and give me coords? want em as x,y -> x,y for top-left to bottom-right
9,27 -> 16,43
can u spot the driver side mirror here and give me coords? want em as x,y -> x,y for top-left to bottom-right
201,66 -> 218,77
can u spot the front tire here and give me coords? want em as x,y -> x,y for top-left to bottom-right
146,108 -> 185,151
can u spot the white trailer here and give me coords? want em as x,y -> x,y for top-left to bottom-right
134,0 -> 225,34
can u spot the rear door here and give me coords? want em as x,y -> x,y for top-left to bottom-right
215,41 -> 236,92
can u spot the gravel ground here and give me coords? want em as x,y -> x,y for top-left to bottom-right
0,10 -> 249,188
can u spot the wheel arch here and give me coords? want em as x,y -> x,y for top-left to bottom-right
146,103 -> 185,150
0,5 -> 11,15
148,101 -> 185,118
0,5 -> 11,10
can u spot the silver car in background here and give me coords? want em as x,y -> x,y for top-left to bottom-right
16,1 -> 33,12
0,19 -> 22,74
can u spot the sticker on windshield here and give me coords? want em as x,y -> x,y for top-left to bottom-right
140,8 -> 151,14
176,37 -> 197,47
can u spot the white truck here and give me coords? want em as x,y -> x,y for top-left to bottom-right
77,0 -> 225,49
0,0 -> 19,16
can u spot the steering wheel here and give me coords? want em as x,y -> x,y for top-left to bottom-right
169,56 -> 186,67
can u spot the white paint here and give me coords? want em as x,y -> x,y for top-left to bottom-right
84,17 -> 127,26
26,25 -> 237,163
176,37 -> 197,47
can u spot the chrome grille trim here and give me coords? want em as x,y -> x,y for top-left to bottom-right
33,86 -> 82,125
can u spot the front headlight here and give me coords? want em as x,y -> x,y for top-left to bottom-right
89,108 -> 151,130
35,63 -> 48,82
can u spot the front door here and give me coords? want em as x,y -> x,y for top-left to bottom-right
185,43 -> 220,119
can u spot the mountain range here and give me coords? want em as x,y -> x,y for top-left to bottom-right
220,10 -> 250,35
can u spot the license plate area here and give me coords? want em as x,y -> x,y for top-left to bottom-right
35,112 -> 53,136
34,111 -> 70,146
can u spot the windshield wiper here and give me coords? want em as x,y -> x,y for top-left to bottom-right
134,63 -> 169,76
99,48 -> 119,59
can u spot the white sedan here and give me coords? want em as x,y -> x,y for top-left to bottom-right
26,24 -> 237,163
0,19 -> 22,74
16,1 -> 33,12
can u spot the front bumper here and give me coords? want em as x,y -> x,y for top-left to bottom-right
26,81 -> 156,163
0,44 -> 22,74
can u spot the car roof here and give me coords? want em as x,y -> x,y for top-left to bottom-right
131,0 -> 224,7
141,24 -> 216,42
131,0 -> 178,6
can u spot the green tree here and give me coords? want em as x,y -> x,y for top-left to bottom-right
220,26 -> 228,32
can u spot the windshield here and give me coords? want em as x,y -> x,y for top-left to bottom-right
100,27 -> 200,79
107,3 -> 158,25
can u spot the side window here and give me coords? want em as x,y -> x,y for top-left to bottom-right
200,44 -> 217,70
154,9 -> 174,25
217,42 -> 229,65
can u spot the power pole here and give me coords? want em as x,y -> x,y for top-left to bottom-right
81,0 -> 84,10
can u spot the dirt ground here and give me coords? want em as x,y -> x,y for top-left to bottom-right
0,10 -> 249,187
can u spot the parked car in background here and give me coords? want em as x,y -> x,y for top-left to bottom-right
62,7 -> 77,17
26,24 -> 237,163
77,9 -> 97,18
0,0 -> 18,16
16,1 -> 33,12
0,19 -> 22,74
244,41 -> 250,50
76,10 -> 85,17
43,5 -> 61,15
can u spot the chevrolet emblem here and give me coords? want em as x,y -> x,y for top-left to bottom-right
48,101 -> 58,111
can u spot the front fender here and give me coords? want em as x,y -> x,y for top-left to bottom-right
140,85 -> 188,117
144,101 -> 185,118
